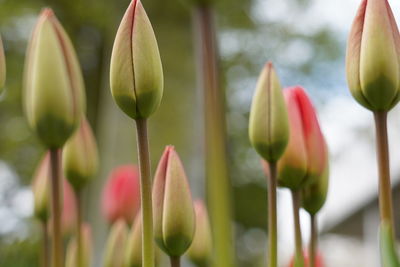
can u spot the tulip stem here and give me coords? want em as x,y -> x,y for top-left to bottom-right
309,214 -> 317,267
374,112 -> 395,235
49,149 -> 63,267
135,118 -> 155,267
76,190 -> 83,267
170,256 -> 181,267
41,221 -> 49,267
267,162 -> 278,267
291,190 -> 304,267
193,6 -> 234,267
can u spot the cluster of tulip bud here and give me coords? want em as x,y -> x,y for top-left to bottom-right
7,0 -> 400,265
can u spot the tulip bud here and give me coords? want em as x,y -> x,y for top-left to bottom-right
32,152 -> 78,233
103,219 -> 128,267
61,178 -> 78,236
63,117 -> 99,191
249,62 -> 289,162
153,146 -> 195,257
124,212 -> 142,267
65,223 -> 92,267
32,152 -> 51,222
302,155 -> 329,216
277,87 -> 327,190
346,0 -> 400,111
101,165 -> 141,225
110,0 -> 163,119
0,34 -> 6,92
187,200 -> 213,267
23,9 -> 86,148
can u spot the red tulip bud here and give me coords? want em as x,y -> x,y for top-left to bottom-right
101,165 -> 141,225
278,87 -> 327,190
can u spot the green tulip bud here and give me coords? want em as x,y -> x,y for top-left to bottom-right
302,156 -> 329,215
32,152 -> 51,222
152,146 -> 195,257
23,8 -> 86,148
62,117 -> 99,191
0,34 -> 6,92
103,219 -> 128,267
110,0 -> 163,120
124,213 -> 142,267
346,0 -> 400,111
65,223 -> 92,267
186,200 -> 212,267
249,62 -> 289,162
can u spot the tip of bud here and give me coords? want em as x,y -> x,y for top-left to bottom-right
40,8 -> 55,19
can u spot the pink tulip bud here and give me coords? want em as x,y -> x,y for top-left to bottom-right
152,146 -> 195,257
101,165 -> 141,225
278,87 -> 327,190
61,178 -> 78,236
0,34 -> 6,92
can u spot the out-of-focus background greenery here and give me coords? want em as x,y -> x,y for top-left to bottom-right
0,0 -> 370,266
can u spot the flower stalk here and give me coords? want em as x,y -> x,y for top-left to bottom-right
49,149 -> 63,267
170,257 -> 181,267
267,162 -> 278,267
193,6 -> 234,267
309,214 -> 317,267
135,119 -> 154,267
374,112 -> 395,235
41,222 -> 49,267
291,190 -> 304,267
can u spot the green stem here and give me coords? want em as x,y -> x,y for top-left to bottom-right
193,6 -> 234,267
135,119 -> 154,267
267,162 -> 278,267
170,256 -> 181,267
76,190 -> 83,267
41,221 -> 49,267
309,214 -> 317,267
49,149 -> 63,267
374,112 -> 395,235
291,190 -> 304,266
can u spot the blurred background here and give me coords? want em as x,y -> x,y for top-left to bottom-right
1,0 -> 400,266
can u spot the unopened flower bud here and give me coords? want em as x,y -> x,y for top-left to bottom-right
65,223 -> 92,267
110,0 -> 163,119
152,146 -> 195,257
346,0 -> 400,111
249,62 -> 289,162
63,117 -> 99,191
278,87 -> 327,190
23,8 -> 85,148
103,219 -> 128,267
124,212 -> 143,267
187,200 -> 212,267
302,154 -> 329,215
101,165 -> 140,225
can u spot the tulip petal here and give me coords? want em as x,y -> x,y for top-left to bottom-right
110,0 -> 138,118
132,0 -> 164,118
360,0 -> 400,110
0,35 -> 6,92
346,0 -> 372,109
